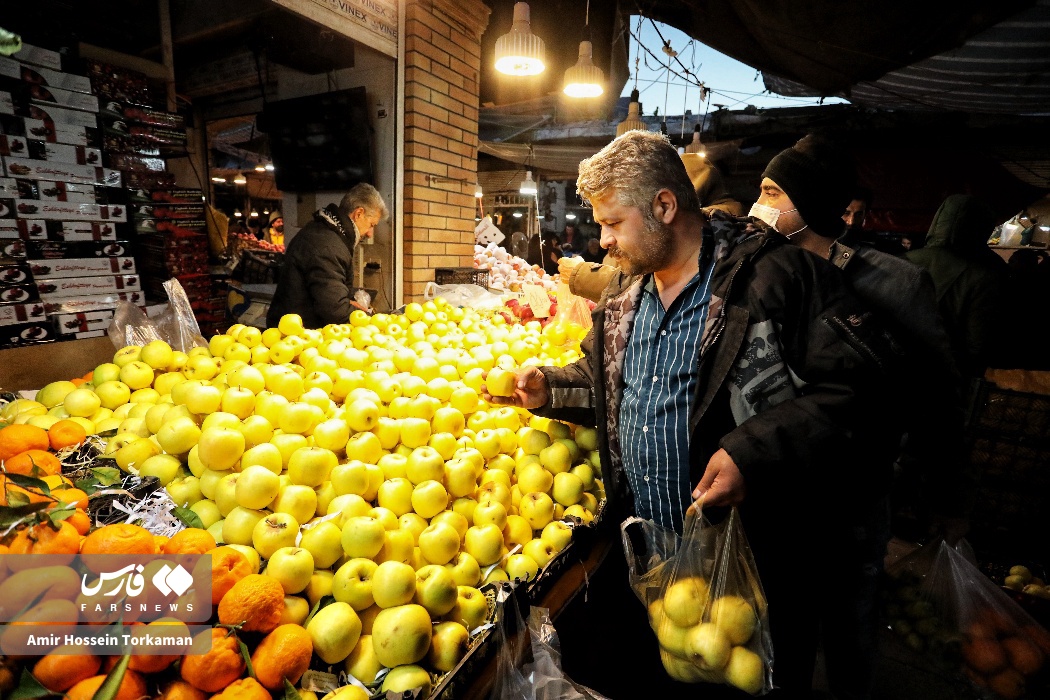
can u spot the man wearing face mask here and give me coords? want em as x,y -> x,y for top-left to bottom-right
266,183 -> 387,329
484,130 -> 901,698
754,136 -> 968,698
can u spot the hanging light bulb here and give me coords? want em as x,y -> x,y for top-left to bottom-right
250,209 -> 259,217
566,213 -> 577,221
475,182 -> 484,198
254,164 -> 266,173
495,2 -> 545,76
684,124 -> 706,157
211,176 -> 226,183
263,208 -> 270,215
233,208 -> 242,217
563,2 -> 603,98
513,211 -> 523,218
564,41 -> 604,98
264,163 -> 275,172
617,89 -> 646,136
233,173 -> 247,185
519,170 -> 537,195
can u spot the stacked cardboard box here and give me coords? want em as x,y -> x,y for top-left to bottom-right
0,43 -> 142,348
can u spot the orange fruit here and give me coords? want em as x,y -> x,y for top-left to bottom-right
217,574 -> 284,633
67,510 -> 91,536
81,523 -> 157,556
65,670 -> 146,700
4,449 -> 62,477
163,529 -> 217,556
48,420 -> 88,450
207,546 -> 253,605
180,628 -> 246,693
154,535 -> 170,551
32,647 -> 101,692
159,680 -> 208,700
8,520 -> 81,556
0,475 -> 51,506
51,487 -> 89,510
988,667 -> 1026,700
250,624 -> 314,690
0,424 -> 50,462
208,677 -> 270,700
70,377 -> 87,387
129,620 -> 186,673
1002,636 -> 1044,676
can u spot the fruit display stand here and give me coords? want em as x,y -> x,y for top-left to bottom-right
0,334 -> 116,392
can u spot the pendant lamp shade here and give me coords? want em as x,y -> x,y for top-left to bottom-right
616,89 -> 646,136
685,124 -> 706,156
519,170 -> 538,195
495,3 -> 545,76
563,40 -> 604,98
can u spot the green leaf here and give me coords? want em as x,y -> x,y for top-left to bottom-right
91,467 -> 123,486
3,473 -> 50,495
173,506 -> 204,530
0,500 -> 50,527
48,506 -> 76,525
238,637 -> 256,679
5,490 -> 30,508
8,669 -> 57,700
303,595 -> 334,627
281,679 -> 302,700
90,654 -> 129,700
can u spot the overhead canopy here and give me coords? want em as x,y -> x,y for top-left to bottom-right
635,0 -> 1039,104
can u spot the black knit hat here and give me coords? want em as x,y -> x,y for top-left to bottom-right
761,136 -> 856,238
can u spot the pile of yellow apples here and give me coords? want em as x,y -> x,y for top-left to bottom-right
20,299 -> 603,696
649,576 -> 766,694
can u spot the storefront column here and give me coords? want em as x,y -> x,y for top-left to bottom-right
402,0 -> 490,301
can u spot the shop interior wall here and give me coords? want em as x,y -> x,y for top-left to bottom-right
274,46 -> 397,312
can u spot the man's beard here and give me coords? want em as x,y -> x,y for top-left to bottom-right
605,214 -> 675,276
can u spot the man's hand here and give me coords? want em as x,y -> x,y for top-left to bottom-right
481,366 -> 550,409
349,300 -> 371,313
558,256 -> 584,277
691,448 -> 746,507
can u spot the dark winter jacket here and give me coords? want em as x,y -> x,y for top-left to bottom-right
906,195 -> 1007,376
266,205 -> 359,330
534,212 -> 902,527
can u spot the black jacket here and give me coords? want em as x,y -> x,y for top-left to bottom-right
533,212 -> 902,528
266,205 -> 359,329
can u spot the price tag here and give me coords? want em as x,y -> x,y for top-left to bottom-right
523,283 -> 551,318
299,670 -> 340,694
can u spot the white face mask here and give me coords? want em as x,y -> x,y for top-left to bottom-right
749,202 -> 807,238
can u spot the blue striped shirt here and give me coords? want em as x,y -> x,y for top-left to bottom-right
619,257 -> 716,533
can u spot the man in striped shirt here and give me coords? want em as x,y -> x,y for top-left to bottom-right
485,130 -> 899,697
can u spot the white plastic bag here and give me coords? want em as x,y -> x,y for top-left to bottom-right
107,278 -> 207,351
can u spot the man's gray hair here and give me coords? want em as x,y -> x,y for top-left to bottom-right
577,131 -> 699,214
339,183 -> 388,221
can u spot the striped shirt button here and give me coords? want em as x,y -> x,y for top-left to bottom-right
661,330 -> 667,335
644,475 -> 650,482
652,376 -> 659,382
642,426 -> 648,433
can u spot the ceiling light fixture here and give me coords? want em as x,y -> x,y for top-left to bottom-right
250,209 -> 259,217
513,212 -> 523,218
684,124 -> 706,157
264,163 -> 274,172
211,176 -> 226,183
617,88 -> 646,136
263,208 -> 270,215
495,2 -> 545,76
233,173 -> 247,185
254,165 -> 266,172
563,1 -> 603,98
566,213 -> 577,220
519,170 -> 537,196
233,209 -> 242,217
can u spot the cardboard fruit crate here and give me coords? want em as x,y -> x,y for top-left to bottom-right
435,267 -> 489,287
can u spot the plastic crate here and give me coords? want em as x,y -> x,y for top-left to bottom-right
237,250 -> 283,284
967,380 -> 1050,444
435,267 -> 489,287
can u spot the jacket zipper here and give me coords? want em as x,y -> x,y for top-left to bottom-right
824,316 -> 886,372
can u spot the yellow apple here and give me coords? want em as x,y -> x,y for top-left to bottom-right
63,387 -> 102,418
686,622 -> 732,671
371,603 -> 432,667
333,558 -> 379,611
522,538 -> 556,568
307,600 -> 362,664
404,446 -> 444,484
484,368 -> 516,397
723,645 -> 764,694
341,515 -> 386,559
418,522 -> 461,566
189,498 -> 222,528
541,521 -> 573,553
444,552 -> 482,587
380,664 -> 432,697
222,505 -> 267,546
447,585 -> 488,631
137,454 -> 181,486
300,521 -> 344,569
518,492 -> 555,529
371,561 -> 417,608
505,553 -> 540,582
252,512 -> 300,559
344,635 -> 384,684
663,576 -> 710,628
198,426 -> 246,472
463,524 -> 503,566
288,446 -> 337,487
265,546 -> 315,594
710,595 -> 757,645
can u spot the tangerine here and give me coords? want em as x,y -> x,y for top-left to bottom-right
67,510 -> 91,536
179,628 -> 245,693
48,420 -> 88,450
207,546 -> 253,605
0,475 -> 51,506
8,520 -> 81,556
51,487 -> 89,510
162,529 -> 216,556
3,449 -> 62,477
208,677 -> 270,700
159,680 -> 208,700
129,620 -> 186,673
217,574 -> 284,633
65,670 -> 146,700
81,523 -> 157,556
250,624 -> 314,690
0,424 -> 50,462
32,646 -> 101,692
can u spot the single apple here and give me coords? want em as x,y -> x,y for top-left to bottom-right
253,512 -> 300,559
686,622 -> 732,671
327,493 -> 372,526
473,500 -> 508,530
235,465 -> 280,510
444,458 -> 478,498
222,506 -> 267,546
380,664 -> 432,697
723,645 -> 764,694
411,480 -> 449,519
709,595 -> 757,645
446,585 -> 488,631
519,492 -> 555,530
280,595 -> 311,626
272,484 -> 318,525
288,446 -> 338,487
265,546 -> 315,594
344,634 -> 384,684
428,620 -> 470,672
445,552 -> 482,587
541,521 -> 573,553
405,446 -> 445,484
371,561 -> 417,608
414,564 -> 458,617
464,524 -> 504,566
345,431 -> 382,464
663,576 -> 710,628
552,471 -> 585,506
484,368 -> 516,397
332,558 -> 379,611
374,527 -> 415,565
299,521 -> 344,569
418,522 -> 461,566
371,603 -> 432,667
377,477 -> 414,517
341,515 -> 386,559
307,601 -> 362,664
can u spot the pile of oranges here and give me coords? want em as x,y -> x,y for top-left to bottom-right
0,513 -> 314,698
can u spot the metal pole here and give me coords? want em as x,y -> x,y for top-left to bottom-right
158,0 -> 177,111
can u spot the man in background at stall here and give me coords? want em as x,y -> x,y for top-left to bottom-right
265,211 -> 285,247
266,183 -> 386,330
486,130 -> 899,698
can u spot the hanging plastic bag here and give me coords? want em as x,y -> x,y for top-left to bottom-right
915,545 -> 1045,696
549,282 -> 593,333
423,281 -> 506,310
489,597 -> 609,700
621,506 -> 774,695
107,278 -> 208,352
